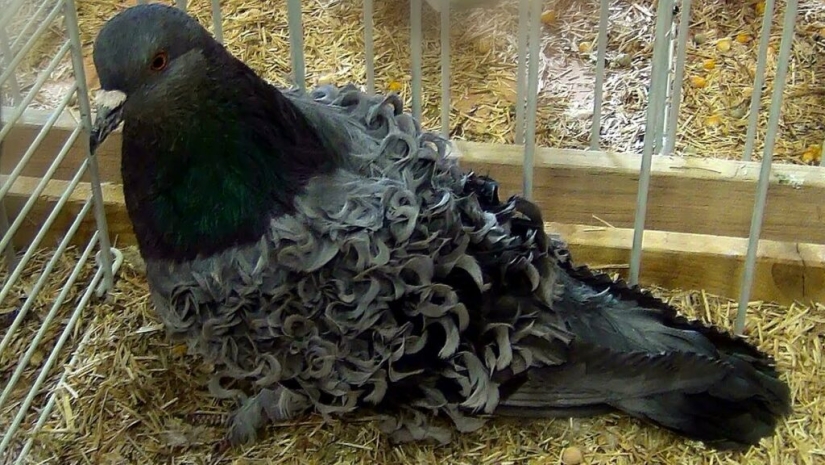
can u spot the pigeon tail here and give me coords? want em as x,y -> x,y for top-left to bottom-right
611,348 -> 792,449
493,229 -> 792,449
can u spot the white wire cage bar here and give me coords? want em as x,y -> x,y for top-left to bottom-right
734,0 -> 799,334
0,0 -> 121,460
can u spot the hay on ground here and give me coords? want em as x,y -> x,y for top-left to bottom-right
1,246 -> 822,464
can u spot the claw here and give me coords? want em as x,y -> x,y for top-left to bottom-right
210,438 -> 232,461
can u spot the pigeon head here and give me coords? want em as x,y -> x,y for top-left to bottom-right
89,4 -> 340,262
90,3 -> 223,153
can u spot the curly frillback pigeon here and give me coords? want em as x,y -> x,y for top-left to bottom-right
90,4 -> 791,450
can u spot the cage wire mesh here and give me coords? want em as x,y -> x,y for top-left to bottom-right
0,0 -> 122,461
0,0 -> 821,461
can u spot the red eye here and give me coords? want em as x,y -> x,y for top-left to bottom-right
150,51 -> 168,71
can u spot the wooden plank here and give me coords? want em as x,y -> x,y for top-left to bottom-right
454,143 -> 825,245
1,107 -> 122,183
1,175 -> 132,250
4,175 -> 822,306
4,106 -> 825,244
546,222 -> 825,307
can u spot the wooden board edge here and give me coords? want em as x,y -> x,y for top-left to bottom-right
544,221 -> 824,307
3,176 -> 822,306
5,109 -> 825,245
6,106 -> 824,187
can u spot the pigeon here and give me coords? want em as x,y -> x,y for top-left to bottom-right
89,3 -> 791,451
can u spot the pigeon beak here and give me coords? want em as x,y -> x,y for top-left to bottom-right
89,89 -> 127,155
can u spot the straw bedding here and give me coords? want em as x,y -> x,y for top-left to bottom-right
1,246 -> 822,464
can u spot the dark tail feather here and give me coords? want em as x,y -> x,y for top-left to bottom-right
496,255 -> 793,449
496,281 -> 792,448
609,345 -> 792,449
556,242 -> 791,449
497,340 -> 791,445
463,178 -> 792,449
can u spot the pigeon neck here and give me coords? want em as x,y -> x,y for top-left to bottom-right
121,60 -> 337,262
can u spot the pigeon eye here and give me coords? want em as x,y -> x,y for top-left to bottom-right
150,51 -> 168,71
